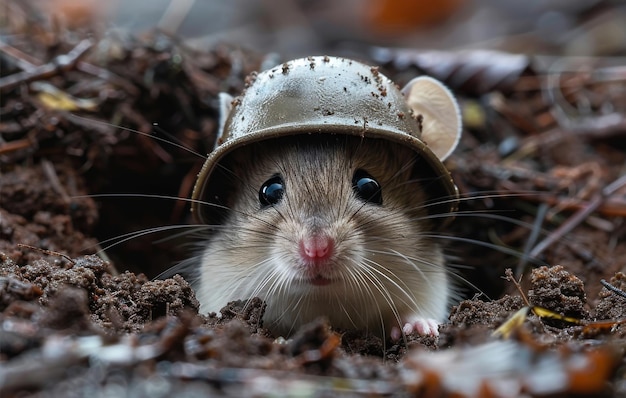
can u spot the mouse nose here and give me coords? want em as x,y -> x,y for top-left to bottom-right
299,234 -> 334,263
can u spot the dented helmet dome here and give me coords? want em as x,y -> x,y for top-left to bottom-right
192,56 -> 459,227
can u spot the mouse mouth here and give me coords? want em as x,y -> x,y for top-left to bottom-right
308,275 -> 332,286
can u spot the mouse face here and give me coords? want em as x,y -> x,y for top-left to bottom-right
194,135 -> 449,337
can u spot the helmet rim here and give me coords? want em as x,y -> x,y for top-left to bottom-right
191,56 -> 459,229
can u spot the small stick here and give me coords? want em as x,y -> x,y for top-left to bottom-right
530,174 -> 626,258
0,39 -> 93,92
76,62 -> 140,96
2,36 -> 137,95
0,137 -> 35,155
504,268 -> 531,307
516,203 -> 548,277
0,40 -> 40,71
17,243 -> 76,265
600,279 -> 626,300
40,159 -> 70,203
513,192 -> 626,217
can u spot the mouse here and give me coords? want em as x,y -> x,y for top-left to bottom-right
194,135 -> 451,339
187,56 -> 462,339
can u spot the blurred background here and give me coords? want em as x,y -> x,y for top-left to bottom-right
28,0 -> 626,58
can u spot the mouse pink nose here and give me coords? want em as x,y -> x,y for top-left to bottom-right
300,235 -> 334,262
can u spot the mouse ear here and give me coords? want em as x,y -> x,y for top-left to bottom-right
215,92 -> 234,149
401,76 -> 461,161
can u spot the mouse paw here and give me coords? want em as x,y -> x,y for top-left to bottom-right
391,318 -> 440,341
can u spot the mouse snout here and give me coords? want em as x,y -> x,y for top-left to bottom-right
299,234 -> 334,264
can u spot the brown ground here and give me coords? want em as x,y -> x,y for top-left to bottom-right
2,4 -> 626,397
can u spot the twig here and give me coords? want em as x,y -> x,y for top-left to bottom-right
16,244 -> 76,265
40,159 -> 70,203
514,192 -> 626,217
0,40 -> 40,71
516,203 -> 548,277
76,62 -> 140,96
504,268 -> 531,307
600,279 -> 626,300
0,137 -> 35,155
530,174 -> 626,258
0,39 -> 93,92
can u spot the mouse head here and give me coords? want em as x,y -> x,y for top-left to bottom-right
192,56 -> 462,228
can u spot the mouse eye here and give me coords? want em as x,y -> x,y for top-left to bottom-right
259,175 -> 284,207
352,169 -> 382,205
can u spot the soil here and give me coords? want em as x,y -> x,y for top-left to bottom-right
2,5 -> 626,397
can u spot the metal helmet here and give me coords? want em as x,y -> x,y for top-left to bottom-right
191,56 -> 459,228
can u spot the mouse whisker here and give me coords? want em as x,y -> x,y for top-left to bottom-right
413,211 -> 539,236
418,190 -> 554,212
343,268 -> 389,337
421,234 -> 548,266
348,280 -> 392,338
69,114 -> 208,160
92,224 -> 209,254
413,210 -> 584,250
268,273 -> 308,335
353,258 -> 413,329
212,258 -> 278,318
365,251 -> 440,312
238,259 -> 276,291
364,248 -> 432,281
351,212 -> 415,236
387,249 -> 486,301
156,254 -> 200,281
76,193 -> 281,234
336,300 -> 360,330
